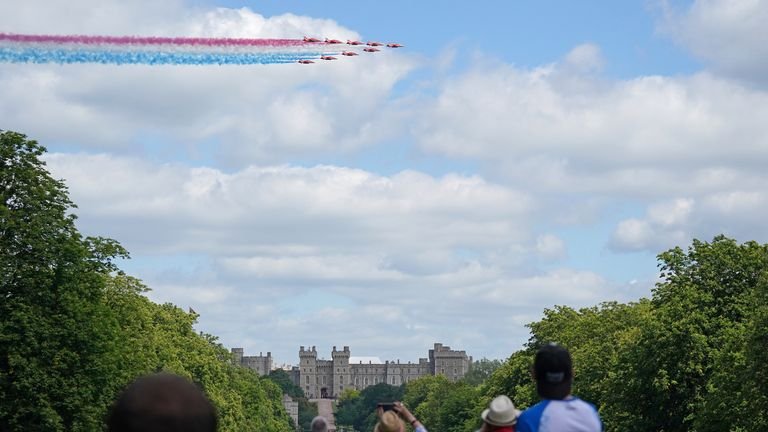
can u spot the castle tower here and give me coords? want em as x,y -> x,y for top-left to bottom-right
299,345 -> 318,398
332,345 -> 351,397
231,347 -> 244,365
429,343 -> 469,382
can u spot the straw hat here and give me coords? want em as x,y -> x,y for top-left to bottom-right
374,411 -> 404,432
481,395 -> 520,427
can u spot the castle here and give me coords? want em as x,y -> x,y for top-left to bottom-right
232,343 -> 472,399
231,348 -> 273,375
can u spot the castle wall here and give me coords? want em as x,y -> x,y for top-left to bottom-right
232,343 -> 471,399
232,348 -> 273,376
299,343 -> 469,398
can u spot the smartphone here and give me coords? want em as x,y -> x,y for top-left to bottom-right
377,402 -> 395,412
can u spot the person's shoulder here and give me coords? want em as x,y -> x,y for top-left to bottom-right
552,397 -> 602,430
516,400 -> 550,432
568,397 -> 600,415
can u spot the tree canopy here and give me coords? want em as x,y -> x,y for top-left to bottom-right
4,130 -> 768,431
0,131 -> 294,431
397,236 -> 768,432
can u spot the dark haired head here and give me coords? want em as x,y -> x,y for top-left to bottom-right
107,373 -> 217,432
533,343 -> 573,400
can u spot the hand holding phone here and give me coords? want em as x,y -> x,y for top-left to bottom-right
377,402 -> 395,412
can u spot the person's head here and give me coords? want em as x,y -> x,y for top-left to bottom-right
375,410 -> 404,432
107,373 -> 217,432
481,395 -> 519,430
532,343 -> 573,400
312,416 -> 330,432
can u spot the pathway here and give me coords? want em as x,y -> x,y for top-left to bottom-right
311,399 -> 337,432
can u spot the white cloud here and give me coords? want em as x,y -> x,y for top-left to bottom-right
40,152 -> 617,362
415,43 -> 768,254
660,0 -> 768,85
417,60 -> 768,189
535,234 -> 567,261
610,198 -> 693,252
609,191 -> 768,253
45,153 -> 533,257
563,43 -> 604,74
0,1 -> 416,164
7,0 -> 768,363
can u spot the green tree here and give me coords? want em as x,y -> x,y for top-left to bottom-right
335,383 -> 404,432
1,131 -> 295,431
462,358 -> 503,386
606,237 -> 768,431
268,369 -> 306,400
0,130 -> 129,430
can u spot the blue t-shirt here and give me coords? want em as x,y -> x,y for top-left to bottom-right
516,398 -> 602,432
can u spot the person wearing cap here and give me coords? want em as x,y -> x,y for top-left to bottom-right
516,343 -> 602,432
478,395 -> 520,432
375,401 -> 427,432
312,415 -> 330,432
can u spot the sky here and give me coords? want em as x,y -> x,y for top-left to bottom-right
2,0 -> 768,365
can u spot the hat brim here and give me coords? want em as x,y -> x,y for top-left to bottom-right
481,408 -> 519,427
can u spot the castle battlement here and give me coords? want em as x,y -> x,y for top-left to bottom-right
294,342 -> 470,399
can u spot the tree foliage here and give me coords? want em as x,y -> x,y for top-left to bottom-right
461,358 -> 503,386
335,383 -> 405,432
0,131 -> 293,431
5,130 -> 768,431
400,236 -> 768,432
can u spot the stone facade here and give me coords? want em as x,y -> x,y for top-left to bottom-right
232,348 -> 273,376
292,343 -> 471,399
282,394 -> 299,430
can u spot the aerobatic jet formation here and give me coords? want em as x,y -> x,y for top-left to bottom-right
0,32 -> 404,67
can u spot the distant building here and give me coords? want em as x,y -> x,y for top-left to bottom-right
282,394 -> 299,430
292,343 -> 471,399
231,348 -> 272,376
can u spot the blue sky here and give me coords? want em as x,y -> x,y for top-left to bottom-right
228,0 -> 700,76
2,0 -> 768,364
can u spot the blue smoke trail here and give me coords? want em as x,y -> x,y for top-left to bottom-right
0,48 -> 331,65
